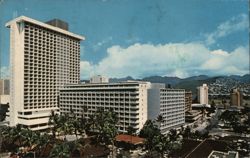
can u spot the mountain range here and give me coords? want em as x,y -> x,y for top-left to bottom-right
109,74 -> 250,95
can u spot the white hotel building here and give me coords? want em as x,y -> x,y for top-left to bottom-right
6,16 -> 84,130
59,79 -> 185,133
148,87 -> 185,134
59,81 -> 151,133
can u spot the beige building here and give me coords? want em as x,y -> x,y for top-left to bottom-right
197,84 -> 208,105
0,79 -> 10,105
90,75 -> 109,83
59,80 -> 185,134
59,81 -> 151,133
185,91 -> 192,112
0,79 -> 10,95
6,16 -> 84,130
230,89 -> 243,106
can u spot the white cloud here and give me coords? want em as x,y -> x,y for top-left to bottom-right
80,14 -> 249,79
80,43 -> 249,79
0,66 -> 9,79
93,37 -> 113,51
205,14 -> 248,45
80,61 -> 95,79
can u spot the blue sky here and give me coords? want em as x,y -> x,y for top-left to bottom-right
0,0 -> 249,79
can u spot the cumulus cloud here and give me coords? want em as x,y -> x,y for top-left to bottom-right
93,36 -> 113,51
80,43 -> 249,79
80,13 -> 249,79
0,66 -> 9,79
205,14 -> 249,45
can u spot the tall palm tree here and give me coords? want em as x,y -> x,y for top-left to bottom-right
57,114 -> 74,140
49,110 -> 60,139
94,108 -> 118,158
156,114 -> 163,128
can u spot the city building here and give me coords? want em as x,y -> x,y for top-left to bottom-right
208,151 -> 239,158
148,87 -> 185,134
59,81 -> 152,133
90,75 -> 109,83
0,79 -> 10,95
0,79 -> 10,105
59,79 -> 185,134
5,16 -> 84,130
197,84 -> 208,105
185,91 -> 192,112
185,110 -> 202,124
230,89 -> 243,106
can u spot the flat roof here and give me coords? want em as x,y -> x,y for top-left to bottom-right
116,134 -> 144,145
5,16 -> 85,40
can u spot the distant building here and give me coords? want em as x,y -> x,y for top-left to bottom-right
90,75 -> 109,83
0,79 -> 10,95
197,84 -> 208,105
230,89 -> 243,106
59,81 -> 185,134
0,79 -> 10,105
185,110 -> 202,124
185,91 -> 192,112
6,16 -> 84,130
208,151 -> 239,158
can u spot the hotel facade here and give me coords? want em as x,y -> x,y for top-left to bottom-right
59,81 -> 151,133
6,16 -> 84,130
148,86 -> 185,134
59,80 -> 185,134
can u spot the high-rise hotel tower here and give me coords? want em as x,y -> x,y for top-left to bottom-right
6,16 -> 84,130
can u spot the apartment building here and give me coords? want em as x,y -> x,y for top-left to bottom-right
197,84 -> 209,105
148,87 -> 185,134
0,79 -> 10,105
6,16 -> 84,130
185,91 -> 192,112
59,81 -> 151,133
0,79 -> 10,95
230,89 -> 243,106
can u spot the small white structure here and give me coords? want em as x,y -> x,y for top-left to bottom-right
90,75 -> 109,83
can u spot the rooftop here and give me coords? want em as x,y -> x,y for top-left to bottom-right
5,16 -> 84,40
116,134 -> 145,145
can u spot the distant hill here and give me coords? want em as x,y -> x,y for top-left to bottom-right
108,74 -> 249,96
109,76 -> 136,83
173,77 -> 218,95
142,76 -> 181,86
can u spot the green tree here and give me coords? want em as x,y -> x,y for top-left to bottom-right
34,133 -> 51,157
139,120 -> 161,155
49,110 -> 61,139
153,134 -> 170,158
93,108 -> 118,158
127,126 -> 137,135
220,110 -> 240,127
49,142 -> 70,158
183,126 -> 191,139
